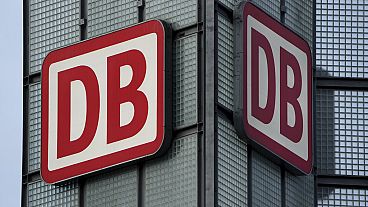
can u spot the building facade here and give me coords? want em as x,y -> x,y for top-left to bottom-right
21,0 -> 368,206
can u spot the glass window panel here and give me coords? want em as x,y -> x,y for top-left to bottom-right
318,187 -> 368,207
316,89 -> 368,176
144,135 -> 198,207
285,0 -> 313,49
252,0 -> 280,21
218,14 -> 234,110
285,172 -> 314,207
173,35 -> 198,128
218,116 -> 247,207
84,167 -> 138,207
252,151 -> 282,207
145,0 -> 197,30
28,83 -> 41,172
28,180 -> 79,207
316,0 -> 368,78
87,0 -> 138,38
28,0 -> 79,74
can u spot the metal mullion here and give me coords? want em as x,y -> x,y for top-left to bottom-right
316,77 -> 368,90
317,175 -> 368,189
204,0 -> 217,206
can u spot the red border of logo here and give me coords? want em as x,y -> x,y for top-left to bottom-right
242,3 -> 312,174
41,20 -> 167,183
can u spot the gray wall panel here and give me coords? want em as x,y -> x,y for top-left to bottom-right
218,15 -> 234,110
252,0 -> 280,21
173,35 -> 198,128
144,135 -> 198,207
316,0 -> 368,78
252,151 -> 282,207
318,187 -> 368,207
218,117 -> 247,207
285,0 -> 313,49
145,0 -> 197,30
28,180 -> 79,207
29,0 -> 80,74
84,167 -> 138,207
28,83 -> 41,172
87,0 -> 138,38
285,172 -> 314,207
316,89 -> 368,176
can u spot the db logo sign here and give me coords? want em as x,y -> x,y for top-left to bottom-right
41,20 -> 172,183
234,3 -> 312,174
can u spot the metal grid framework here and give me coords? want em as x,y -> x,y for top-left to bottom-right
316,0 -> 368,78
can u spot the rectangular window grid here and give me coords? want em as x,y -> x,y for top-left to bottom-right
87,0 -> 138,38
316,0 -> 368,78
28,83 -> 41,172
145,0 -> 197,30
252,151 -> 282,207
218,116 -> 247,207
84,167 -> 138,207
316,89 -> 368,176
29,0 -> 80,74
318,187 -> 368,207
28,180 -> 79,207
173,35 -> 198,128
218,14 -> 234,110
144,134 -> 198,207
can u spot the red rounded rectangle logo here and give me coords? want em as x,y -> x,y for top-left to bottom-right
234,3 -> 313,174
41,20 -> 172,183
